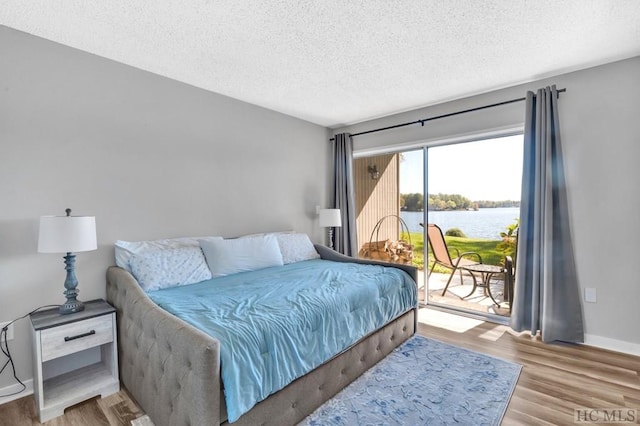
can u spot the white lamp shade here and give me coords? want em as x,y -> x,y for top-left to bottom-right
319,209 -> 342,227
38,215 -> 97,253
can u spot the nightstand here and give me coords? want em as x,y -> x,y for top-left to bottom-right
30,299 -> 120,423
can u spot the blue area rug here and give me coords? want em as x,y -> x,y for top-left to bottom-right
300,335 -> 521,426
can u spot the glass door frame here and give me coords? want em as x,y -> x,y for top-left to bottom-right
353,127 -> 522,325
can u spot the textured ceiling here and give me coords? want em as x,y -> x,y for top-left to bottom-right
2,1 -> 640,127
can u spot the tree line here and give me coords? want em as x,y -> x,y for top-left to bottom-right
400,193 -> 520,211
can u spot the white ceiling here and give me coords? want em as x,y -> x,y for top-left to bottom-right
2,1 -> 640,128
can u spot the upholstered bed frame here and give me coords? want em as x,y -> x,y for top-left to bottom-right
106,244 -> 418,426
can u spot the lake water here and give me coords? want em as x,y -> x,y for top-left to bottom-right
400,207 -> 520,240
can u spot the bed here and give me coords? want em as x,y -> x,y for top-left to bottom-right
106,237 -> 418,426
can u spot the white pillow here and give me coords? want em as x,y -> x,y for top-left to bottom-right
199,235 -> 284,277
129,246 -> 213,291
115,236 -> 221,272
276,233 -> 320,264
238,230 -> 294,239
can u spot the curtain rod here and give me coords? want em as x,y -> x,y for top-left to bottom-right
330,87 -> 566,141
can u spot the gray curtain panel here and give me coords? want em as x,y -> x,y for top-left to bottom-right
510,85 -> 584,343
332,133 -> 358,256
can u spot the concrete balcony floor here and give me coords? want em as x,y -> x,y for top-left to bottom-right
416,270 -> 511,317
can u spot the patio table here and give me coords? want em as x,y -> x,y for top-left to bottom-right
460,263 -> 512,309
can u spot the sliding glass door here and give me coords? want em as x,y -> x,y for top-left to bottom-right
354,134 -> 523,322
424,135 -> 522,319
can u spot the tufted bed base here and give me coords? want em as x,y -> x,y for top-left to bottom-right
106,246 -> 417,426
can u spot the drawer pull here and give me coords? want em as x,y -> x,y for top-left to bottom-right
64,330 -> 96,342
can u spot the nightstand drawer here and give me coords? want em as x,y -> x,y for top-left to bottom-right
40,314 -> 113,362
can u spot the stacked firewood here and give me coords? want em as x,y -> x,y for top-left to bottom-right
359,239 -> 414,265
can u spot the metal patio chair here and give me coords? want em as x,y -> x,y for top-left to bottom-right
422,223 -> 483,296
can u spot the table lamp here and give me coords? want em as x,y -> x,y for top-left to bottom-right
38,208 -> 97,314
319,209 -> 342,250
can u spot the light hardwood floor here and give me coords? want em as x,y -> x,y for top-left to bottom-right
1,308 -> 638,425
0,388 -> 144,426
418,308 -> 640,425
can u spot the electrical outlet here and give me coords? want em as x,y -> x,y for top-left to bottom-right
584,288 -> 597,303
1,322 -> 14,341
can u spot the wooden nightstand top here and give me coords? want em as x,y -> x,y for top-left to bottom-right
30,299 -> 115,331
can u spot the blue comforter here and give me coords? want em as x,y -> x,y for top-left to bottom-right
147,259 -> 416,422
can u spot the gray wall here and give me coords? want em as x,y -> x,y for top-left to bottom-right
0,26 -> 330,393
337,57 -> 640,353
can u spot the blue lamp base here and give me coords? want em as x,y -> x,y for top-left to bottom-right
60,253 -> 84,315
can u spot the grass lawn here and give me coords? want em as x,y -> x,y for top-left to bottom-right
401,232 -> 504,272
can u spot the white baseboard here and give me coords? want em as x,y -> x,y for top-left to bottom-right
0,379 -> 33,406
584,334 -> 640,357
